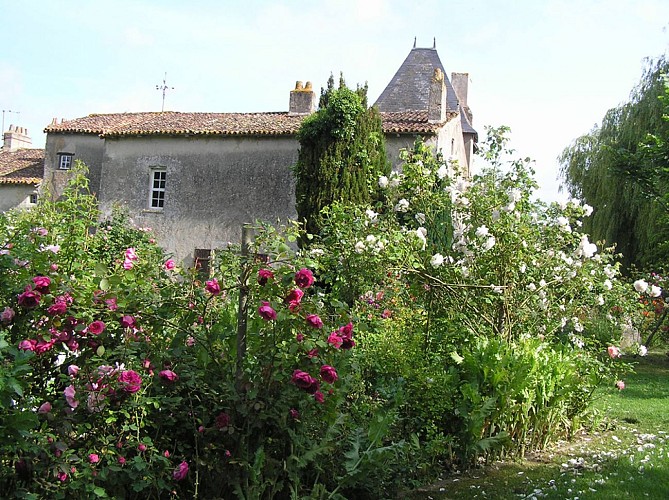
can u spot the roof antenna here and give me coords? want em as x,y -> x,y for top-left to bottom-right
433,37 -> 436,49
156,72 -> 174,112
413,36 -> 416,49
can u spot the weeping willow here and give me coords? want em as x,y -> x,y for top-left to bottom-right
559,56 -> 669,271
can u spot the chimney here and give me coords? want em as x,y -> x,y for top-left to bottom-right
3,124 -> 32,150
428,68 -> 447,123
451,72 -> 473,123
288,81 -> 317,116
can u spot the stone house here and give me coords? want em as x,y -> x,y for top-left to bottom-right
41,43 -> 475,265
0,125 -> 44,212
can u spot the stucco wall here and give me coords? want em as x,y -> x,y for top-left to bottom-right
98,135 -> 299,264
0,184 -> 37,211
43,134 -> 105,199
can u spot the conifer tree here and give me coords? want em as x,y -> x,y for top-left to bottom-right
294,74 -> 390,238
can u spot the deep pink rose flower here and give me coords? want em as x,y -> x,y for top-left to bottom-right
164,450 -> 170,458
296,333 -> 305,342
258,301 -> 277,321
339,323 -> 355,350
118,370 -> 142,393
164,259 -> 176,270
215,411 -> 231,429
118,456 -> 126,465
289,408 -> 300,420
120,315 -> 136,329
35,338 -> 56,354
138,444 -> 147,452
57,471 -> 68,482
106,298 -> 118,311
314,391 -> 325,403
47,298 -> 68,316
285,289 -> 304,312
307,348 -> 319,358
123,259 -> 134,270
159,369 -> 179,383
17,289 -> 40,309
1,306 -> 15,323
327,332 -> 343,349
257,268 -> 274,286
88,320 -> 106,335
89,453 -> 100,464
295,268 -> 314,289
18,339 -> 36,351
306,314 -> 323,329
291,370 -> 319,394
38,401 -> 52,414
125,247 -> 138,261
205,278 -> 221,295
173,461 -> 189,481
320,365 -> 338,384
32,276 -> 51,293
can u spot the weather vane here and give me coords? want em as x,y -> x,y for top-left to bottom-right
156,73 -> 174,112
2,109 -> 20,134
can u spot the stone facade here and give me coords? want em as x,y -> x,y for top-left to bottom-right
0,126 -> 43,211
41,44 -> 475,265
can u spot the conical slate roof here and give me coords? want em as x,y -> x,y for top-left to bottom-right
374,47 -> 460,113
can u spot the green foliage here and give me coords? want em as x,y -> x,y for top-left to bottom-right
294,74 -> 390,238
559,56 -> 669,271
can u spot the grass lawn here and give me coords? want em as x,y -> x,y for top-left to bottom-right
410,350 -> 669,499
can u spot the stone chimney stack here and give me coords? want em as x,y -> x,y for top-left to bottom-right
288,81 -> 317,116
3,124 -> 32,150
451,72 -> 472,122
428,68 -> 447,123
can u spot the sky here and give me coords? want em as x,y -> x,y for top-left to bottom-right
1,0 -> 668,202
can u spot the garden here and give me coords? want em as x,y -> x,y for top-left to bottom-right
0,126 -> 664,499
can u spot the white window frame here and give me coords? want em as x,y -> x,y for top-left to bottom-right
58,153 -> 73,170
149,168 -> 166,209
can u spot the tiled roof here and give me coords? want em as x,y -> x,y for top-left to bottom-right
0,148 -> 44,185
44,110 -> 447,138
374,47 -> 460,114
380,110 -> 456,134
44,112 -> 307,137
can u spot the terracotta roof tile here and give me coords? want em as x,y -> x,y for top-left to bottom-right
44,110 -> 448,138
0,148 -> 44,185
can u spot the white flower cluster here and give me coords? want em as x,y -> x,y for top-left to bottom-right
633,279 -> 662,297
354,234 -> 386,254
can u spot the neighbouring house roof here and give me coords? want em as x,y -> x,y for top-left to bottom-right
0,148 -> 44,185
44,110 -> 447,138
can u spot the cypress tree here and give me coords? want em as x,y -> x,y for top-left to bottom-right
294,75 -> 390,238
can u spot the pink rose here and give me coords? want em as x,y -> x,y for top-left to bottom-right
120,315 -> 136,329
57,471 -> 68,482
159,369 -> 179,383
339,323 -> 355,350
257,268 -> 274,286
89,453 -> 100,464
1,306 -> 15,323
164,450 -> 170,458
205,278 -> 221,295
125,248 -> 138,261
327,332 -> 343,349
118,456 -> 126,465
285,289 -> 304,312
320,365 -> 338,384
164,259 -> 176,270
18,339 -> 36,351
215,412 -> 231,429
296,333 -> 305,342
295,268 -> 314,289
173,461 -> 189,481
314,391 -> 325,403
291,370 -> 319,394
47,298 -> 68,316
616,380 -> 625,390
17,289 -> 40,309
607,346 -> 621,359
138,444 -> 147,452
289,408 -> 300,420
307,348 -> 319,359
306,314 -> 323,329
123,259 -> 134,270
64,385 -> 79,408
118,370 -> 142,393
68,365 -> 80,376
35,338 -> 56,354
88,320 -> 106,335
38,401 -> 52,414
106,298 -> 118,311
258,301 -> 277,321
32,276 -> 51,293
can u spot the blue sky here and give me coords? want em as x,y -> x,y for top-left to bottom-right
1,0 -> 668,201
